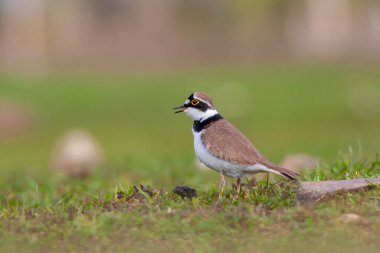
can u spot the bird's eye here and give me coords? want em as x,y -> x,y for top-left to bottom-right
191,99 -> 200,106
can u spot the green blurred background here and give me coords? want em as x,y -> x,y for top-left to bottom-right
1,66 -> 380,189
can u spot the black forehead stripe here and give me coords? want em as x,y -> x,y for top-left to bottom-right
188,94 -> 194,100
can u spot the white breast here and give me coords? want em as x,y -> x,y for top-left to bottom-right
192,129 -> 271,178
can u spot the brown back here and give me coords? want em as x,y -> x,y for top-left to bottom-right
201,119 -> 266,165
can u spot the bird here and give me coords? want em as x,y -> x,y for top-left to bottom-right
174,92 -> 298,198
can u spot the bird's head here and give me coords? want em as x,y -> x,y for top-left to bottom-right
174,92 -> 218,121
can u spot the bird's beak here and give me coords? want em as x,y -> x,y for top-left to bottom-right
174,105 -> 186,114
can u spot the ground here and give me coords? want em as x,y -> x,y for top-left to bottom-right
0,65 -> 379,252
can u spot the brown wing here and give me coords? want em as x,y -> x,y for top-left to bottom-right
201,119 -> 266,165
201,119 -> 298,180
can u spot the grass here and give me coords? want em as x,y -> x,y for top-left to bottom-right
0,158 -> 379,253
0,65 -> 380,252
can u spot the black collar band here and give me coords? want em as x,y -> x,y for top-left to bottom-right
193,114 -> 223,132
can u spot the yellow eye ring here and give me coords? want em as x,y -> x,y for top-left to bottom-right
191,99 -> 200,106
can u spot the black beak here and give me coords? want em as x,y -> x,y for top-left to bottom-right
174,105 -> 186,114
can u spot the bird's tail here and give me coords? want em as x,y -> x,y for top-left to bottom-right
264,162 -> 299,181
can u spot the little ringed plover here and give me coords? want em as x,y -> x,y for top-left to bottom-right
174,92 -> 298,198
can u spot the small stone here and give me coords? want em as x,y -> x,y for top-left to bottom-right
116,192 -> 125,199
51,129 -> 103,178
172,186 -> 197,200
296,178 -> 380,205
280,154 -> 319,173
338,213 -> 361,223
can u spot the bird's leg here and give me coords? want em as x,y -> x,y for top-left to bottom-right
218,173 -> 226,200
233,177 -> 242,201
236,178 -> 241,194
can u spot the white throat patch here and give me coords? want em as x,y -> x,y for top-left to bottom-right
185,108 -> 218,122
